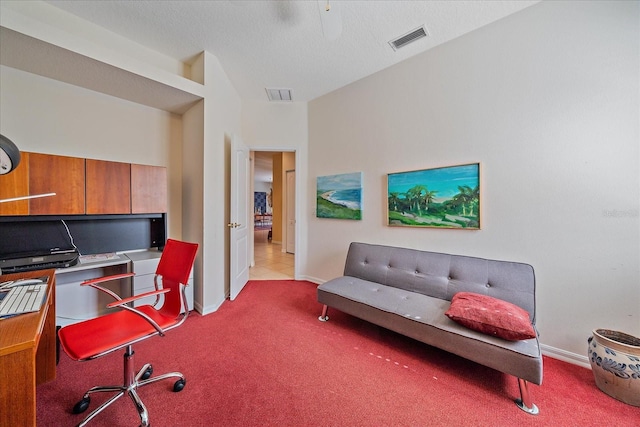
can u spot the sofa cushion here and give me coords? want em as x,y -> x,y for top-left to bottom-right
319,278 -> 540,356
318,278 -> 543,383
445,292 -> 536,341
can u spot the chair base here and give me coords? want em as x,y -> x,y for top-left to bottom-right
72,345 -> 185,427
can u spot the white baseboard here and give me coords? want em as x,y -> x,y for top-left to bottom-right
299,275 -> 324,285
193,297 -> 225,316
540,344 -> 591,369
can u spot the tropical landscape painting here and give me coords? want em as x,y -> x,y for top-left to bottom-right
317,172 -> 362,220
387,163 -> 480,229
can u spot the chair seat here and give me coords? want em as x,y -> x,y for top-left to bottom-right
59,306 -> 179,361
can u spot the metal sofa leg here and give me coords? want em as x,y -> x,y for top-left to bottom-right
318,305 -> 329,322
515,378 -> 539,415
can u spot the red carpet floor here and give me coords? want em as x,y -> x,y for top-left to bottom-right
37,280 -> 639,426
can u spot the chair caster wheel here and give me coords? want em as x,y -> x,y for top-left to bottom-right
173,378 -> 186,392
73,397 -> 90,414
141,366 -> 153,380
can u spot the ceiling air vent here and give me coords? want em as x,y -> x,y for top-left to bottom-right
266,88 -> 293,102
389,26 -> 428,51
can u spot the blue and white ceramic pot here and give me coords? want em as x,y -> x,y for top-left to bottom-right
588,328 -> 640,407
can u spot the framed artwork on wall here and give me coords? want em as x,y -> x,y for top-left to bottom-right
254,191 -> 267,214
387,163 -> 480,229
317,172 -> 362,220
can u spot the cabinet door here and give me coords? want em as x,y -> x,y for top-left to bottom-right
0,152 -> 29,215
29,153 -> 85,215
86,159 -> 131,214
131,164 -> 167,213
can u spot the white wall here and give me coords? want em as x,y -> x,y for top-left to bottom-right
0,65 -> 184,237
0,3 -> 242,316
242,101 -> 309,275
254,182 -> 271,193
181,100 -> 205,305
307,0 -> 639,363
201,51 -> 242,312
242,101 -> 308,149
3,0 -> 636,364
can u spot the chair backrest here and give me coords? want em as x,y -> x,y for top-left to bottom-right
155,239 -> 198,316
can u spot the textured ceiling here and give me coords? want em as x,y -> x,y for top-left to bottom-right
43,0 -> 539,103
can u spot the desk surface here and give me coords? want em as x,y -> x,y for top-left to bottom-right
58,253 -> 129,274
0,269 -> 55,356
0,269 -> 57,426
55,250 -> 162,275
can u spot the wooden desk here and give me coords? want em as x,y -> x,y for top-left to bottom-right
0,270 -> 56,426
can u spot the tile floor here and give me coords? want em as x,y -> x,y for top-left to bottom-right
249,229 -> 294,280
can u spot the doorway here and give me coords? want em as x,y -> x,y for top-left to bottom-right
249,150 -> 295,280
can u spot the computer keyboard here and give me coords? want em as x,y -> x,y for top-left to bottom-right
0,284 -> 48,317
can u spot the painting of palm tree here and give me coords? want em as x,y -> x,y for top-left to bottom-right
387,163 -> 480,229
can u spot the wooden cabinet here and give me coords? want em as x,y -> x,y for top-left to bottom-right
86,159 -> 131,214
1,152 -> 166,216
0,152 -> 29,215
29,153 -> 85,215
131,164 -> 167,214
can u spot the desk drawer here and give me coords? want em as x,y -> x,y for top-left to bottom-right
126,251 -> 193,312
55,264 -> 130,327
130,257 -> 160,276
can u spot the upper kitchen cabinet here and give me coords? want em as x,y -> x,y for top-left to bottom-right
1,152 -> 167,217
86,159 -> 131,214
0,152 -> 30,215
29,153 -> 85,215
131,164 -> 167,214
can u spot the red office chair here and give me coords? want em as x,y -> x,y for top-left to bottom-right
58,239 -> 198,427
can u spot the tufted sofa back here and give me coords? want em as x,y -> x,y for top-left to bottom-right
343,242 -> 537,323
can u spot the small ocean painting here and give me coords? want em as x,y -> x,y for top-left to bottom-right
317,172 -> 362,220
387,163 -> 480,229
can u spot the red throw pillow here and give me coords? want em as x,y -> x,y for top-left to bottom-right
445,292 -> 536,341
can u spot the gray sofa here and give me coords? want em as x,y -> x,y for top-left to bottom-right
317,242 -> 543,414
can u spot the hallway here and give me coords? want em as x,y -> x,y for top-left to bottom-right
249,229 -> 294,280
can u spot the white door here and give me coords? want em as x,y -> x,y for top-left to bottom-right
286,170 -> 296,254
229,134 -> 250,300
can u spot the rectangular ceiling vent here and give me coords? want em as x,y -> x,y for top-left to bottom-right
266,88 -> 293,102
389,26 -> 428,51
